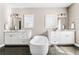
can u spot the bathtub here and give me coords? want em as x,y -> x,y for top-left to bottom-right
30,36 -> 49,55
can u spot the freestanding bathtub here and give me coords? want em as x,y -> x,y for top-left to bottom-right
30,35 -> 49,55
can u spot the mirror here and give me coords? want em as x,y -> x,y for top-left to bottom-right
5,13 -> 23,30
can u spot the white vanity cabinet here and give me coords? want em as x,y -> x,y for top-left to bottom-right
48,30 -> 75,45
4,30 -> 32,45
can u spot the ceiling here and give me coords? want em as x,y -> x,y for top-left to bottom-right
6,3 -> 72,8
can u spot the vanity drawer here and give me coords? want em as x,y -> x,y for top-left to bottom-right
5,33 -> 17,39
5,32 -> 28,39
18,32 -> 27,39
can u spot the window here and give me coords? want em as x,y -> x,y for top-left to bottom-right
45,14 -> 57,29
24,15 -> 34,28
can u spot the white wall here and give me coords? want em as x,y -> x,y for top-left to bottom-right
11,8 -> 67,36
68,3 -> 79,44
0,4 -> 6,45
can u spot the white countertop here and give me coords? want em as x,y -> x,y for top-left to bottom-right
48,29 -> 75,32
4,30 -> 32,33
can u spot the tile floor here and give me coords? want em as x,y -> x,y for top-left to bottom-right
48,45 -> 79,55
0,45 -> 31,55
0,45 -> 79,55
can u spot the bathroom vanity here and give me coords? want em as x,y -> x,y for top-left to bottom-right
48,30 -> 75,45
4,30 -> 32,45
4,13 -> 34,45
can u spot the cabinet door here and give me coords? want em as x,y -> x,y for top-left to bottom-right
17,32 -> 28,44
50,31 -> 60,44
60,32 -> 74,44
17,32 -> 27,39
5,33 -> 17,44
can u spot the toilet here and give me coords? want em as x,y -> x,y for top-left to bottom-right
30,35 -> 49,55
